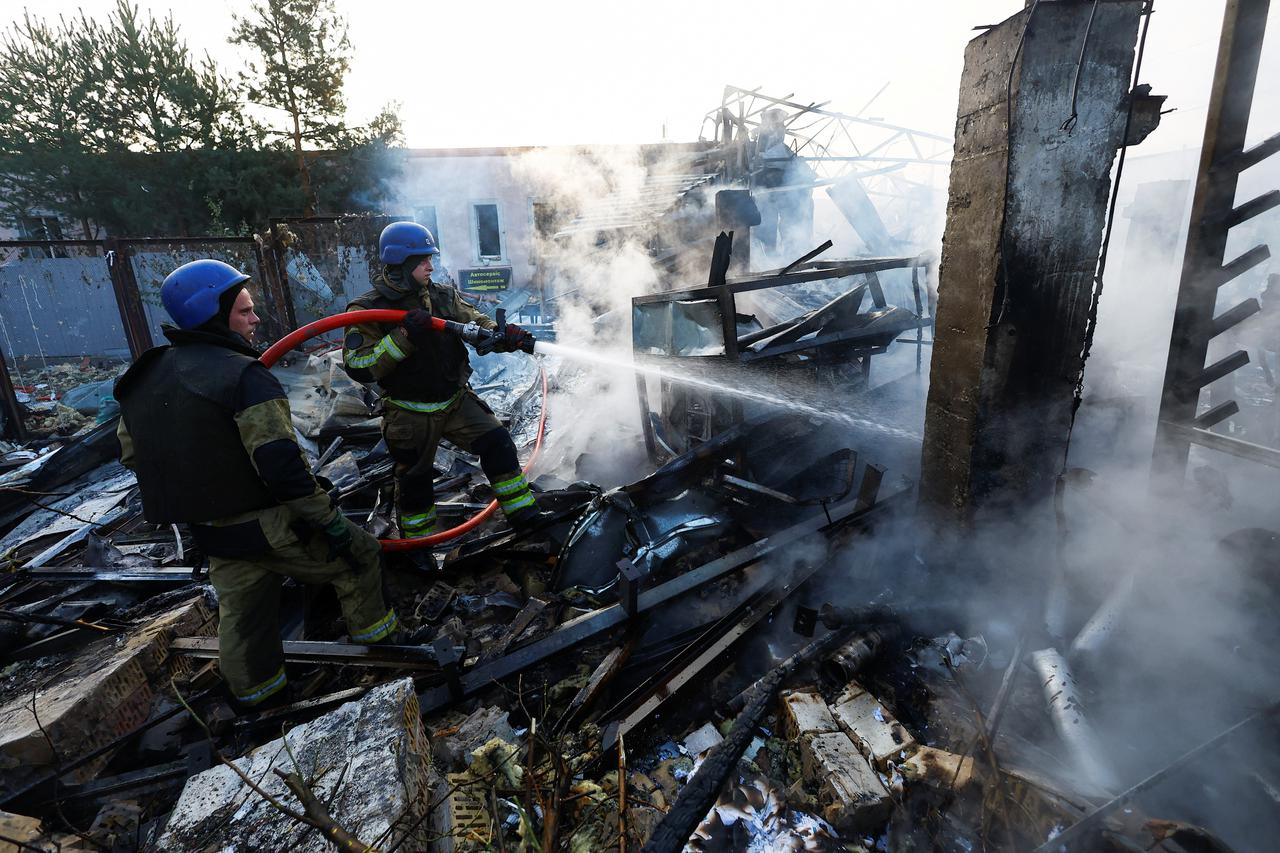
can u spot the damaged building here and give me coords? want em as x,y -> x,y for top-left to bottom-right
1,1 -> 1279,852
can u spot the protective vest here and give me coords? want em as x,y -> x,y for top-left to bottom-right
348,281 -> 473,403
115,329 -> 277,523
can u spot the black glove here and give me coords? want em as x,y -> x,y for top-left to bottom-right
495,323 -> 536,354
401,309 -> 435,345
473,328 -> 498,356
321,513 -> 354,563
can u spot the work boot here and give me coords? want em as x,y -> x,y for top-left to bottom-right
507,504 -> 549,531
373,627 -> 407,645
234,683 -> 295,715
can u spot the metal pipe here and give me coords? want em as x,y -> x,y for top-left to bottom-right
1028,647 -> 1119,793
820,624 -> 900,685
1069,570 -> 1136,661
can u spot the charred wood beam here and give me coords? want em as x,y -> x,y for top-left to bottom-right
596,594 -> 761,733
555,630 -> 642,736
602,586 -> 786,754
478,597 -> 548,663
641,627 -> 854,853
418,482 -> 903,716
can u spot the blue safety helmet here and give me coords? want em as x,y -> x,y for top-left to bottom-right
379,221 -> 440,265
160,259 -> 251,330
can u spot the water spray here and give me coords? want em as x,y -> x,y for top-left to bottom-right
532,339 -> 921,442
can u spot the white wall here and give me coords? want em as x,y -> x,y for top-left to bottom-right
395,150 -> 547,294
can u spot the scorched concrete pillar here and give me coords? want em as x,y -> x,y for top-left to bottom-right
919,0 -> 1146,526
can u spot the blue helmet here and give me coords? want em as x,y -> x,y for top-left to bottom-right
161,259 -> 251,330
379,221 -> 440,265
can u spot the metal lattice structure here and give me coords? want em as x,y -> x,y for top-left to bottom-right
701,86 -> 952,181
701,86 -> 953,248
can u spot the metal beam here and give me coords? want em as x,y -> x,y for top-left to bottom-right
738,330 -> 895,363
1210,298 -> 1261,337
104,238 -> 154,358
171,637 -> 443,670
0,340 -> 27,442
38,760 -> 191,804
1222,129 -> 1280,173
630,255 -> 930,305
22,567 -> 201,584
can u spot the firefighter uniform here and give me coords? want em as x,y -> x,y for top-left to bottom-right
115,326 -> 397,706
343,272 -> 537,537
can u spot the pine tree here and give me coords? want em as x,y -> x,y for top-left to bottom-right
230,0 -> 354,216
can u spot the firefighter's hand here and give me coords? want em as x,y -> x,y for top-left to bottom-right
321,513 -> 354,563
473,328 -> 498,355
495,323 -> 536,354
401,309 -> 435,345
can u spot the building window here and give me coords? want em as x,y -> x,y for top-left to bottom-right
415,206 -> 439,246
532,201 -> 559,239
472,202 -> 503,261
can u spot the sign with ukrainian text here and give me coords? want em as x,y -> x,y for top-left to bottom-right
459,267 -> 512,293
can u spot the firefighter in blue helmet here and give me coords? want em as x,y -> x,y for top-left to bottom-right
114,259 -> 398,709
342,222 -> 538,538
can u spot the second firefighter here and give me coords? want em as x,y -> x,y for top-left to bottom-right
343,222 -> 539,538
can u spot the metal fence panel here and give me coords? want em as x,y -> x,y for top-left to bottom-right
0,252 -> 129,359
275,217 -> 390,327
127,242 -> 273,343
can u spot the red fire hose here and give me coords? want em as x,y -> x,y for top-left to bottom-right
258,309 -> 549,552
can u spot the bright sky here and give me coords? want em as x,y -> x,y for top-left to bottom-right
11,0 -> 1277,154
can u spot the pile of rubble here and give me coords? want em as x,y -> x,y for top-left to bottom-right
6,359 -> 126,440
0,290 -> 1268,852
